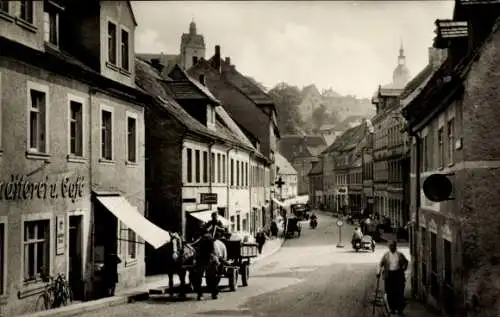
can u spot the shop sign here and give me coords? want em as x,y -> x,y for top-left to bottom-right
56,216 -> 65,255
0,175 -> 85,202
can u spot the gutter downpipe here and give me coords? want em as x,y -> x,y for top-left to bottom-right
88,87 -> 96,292
407,126 -> 421,300
208,141 -> 216,195
226,145 -> 235,230
249,151 -> 254,236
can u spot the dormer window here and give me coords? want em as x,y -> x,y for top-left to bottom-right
0,1 -> 9,12
20,0 -> 33,24
107,22 -> 117,65
207,105 -> 215,130
43,9 -> 59,46
121,28 -> 129,71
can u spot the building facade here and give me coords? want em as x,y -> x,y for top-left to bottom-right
308,158 -> 324,209
136,59 -> 270,274
275,152 -> 298,200
0,1 -> 160,315
371,45 -> 411,239
279,135 -> 327,196
188,46 -> 279,224
403,3 -> 500,315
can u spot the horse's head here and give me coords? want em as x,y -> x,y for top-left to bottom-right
169,232 -> 184,261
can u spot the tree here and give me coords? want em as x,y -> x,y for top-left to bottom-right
311,104 -> 328,131
268,83 -> 305,134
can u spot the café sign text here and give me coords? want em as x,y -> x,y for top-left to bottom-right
0,175 -> 86,202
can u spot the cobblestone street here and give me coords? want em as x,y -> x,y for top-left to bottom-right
68,212 -> 415,317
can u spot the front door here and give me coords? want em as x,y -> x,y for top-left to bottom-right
69,215 -> 83,300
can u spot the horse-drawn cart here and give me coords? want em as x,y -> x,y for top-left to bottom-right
285,217 -> 302,238
222,240 -> 259,291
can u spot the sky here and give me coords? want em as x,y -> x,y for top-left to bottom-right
131,1 -> 454,99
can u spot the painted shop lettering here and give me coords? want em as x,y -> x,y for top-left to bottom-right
0,175 -> 85,202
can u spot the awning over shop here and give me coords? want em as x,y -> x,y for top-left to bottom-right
188,210 -> 231,227
96,195 -> 171,249
272,197 -> 285,207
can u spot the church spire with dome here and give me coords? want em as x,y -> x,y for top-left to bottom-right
180,18 -> 206,70
392,40 -> 410,89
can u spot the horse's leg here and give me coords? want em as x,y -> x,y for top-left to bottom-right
194,267 -> 204,300
179,268 -> 187,298
168,271 -> 174,297
207,264 -> 220,299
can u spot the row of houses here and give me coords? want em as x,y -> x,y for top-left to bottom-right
309,0 -> 500,315
0,1 -> 298,315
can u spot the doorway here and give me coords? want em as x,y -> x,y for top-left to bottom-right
68,215 -> 83,300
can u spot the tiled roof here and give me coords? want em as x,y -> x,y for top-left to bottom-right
208,57 -> 274,105
322,121 -> 367,154
168,65 -> 220,104
308,160 -> 323,176
279,135 -> 328,161
135,58 -> 249,148
400,64 -> 434,100
136,53 -> 181,76
188,59 -> 274,146
276,152 -> 297,175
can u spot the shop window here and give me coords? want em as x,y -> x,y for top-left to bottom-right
186,148 -> 192,183
19,0 -> 33,24
127,115 -> 137,163
23,220 -> 50,282
28,86 -> 48,153
127,228 -> 137,261
69,100 -> 83,157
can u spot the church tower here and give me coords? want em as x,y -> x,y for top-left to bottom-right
180,19 -> 206,70
392,41 -> 410,88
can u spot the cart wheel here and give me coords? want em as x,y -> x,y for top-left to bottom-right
241,263 -> 250,287
228,268 -> 239,292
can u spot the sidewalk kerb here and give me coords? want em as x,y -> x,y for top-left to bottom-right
15,238 -> 285,317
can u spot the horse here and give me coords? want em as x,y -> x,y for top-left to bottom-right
164,232 -> 195,298
190,234 -> 227,300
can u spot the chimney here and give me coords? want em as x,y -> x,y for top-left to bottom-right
150,58 -> 164,73
225,57 -> 231,65
199,74 -> 206,86
192,56 -> 199,65
428,47 -> 448,69
214,45 -> 221,72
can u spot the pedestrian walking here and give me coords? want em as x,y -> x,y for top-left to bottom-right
376,241 -> 409,316
103,252 -> 121,297
255,229 -> 268,254
270,219 -> 278,239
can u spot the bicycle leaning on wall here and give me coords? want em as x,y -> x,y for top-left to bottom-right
35,273 -> 73,311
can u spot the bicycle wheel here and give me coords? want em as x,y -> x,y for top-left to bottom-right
62,285 -> 73,306
35,293 -> 49,311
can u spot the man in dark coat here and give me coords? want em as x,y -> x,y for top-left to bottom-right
103,253 -> 122,297
204,212 -> 226,239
